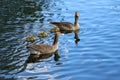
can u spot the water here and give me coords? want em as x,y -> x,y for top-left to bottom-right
0,0 -> 120,80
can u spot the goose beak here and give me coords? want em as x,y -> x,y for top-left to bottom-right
75,11 -> 79,17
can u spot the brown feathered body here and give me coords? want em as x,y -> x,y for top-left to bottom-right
27,32 -> 62,55
28,44 -> 58,54
50,12 -> 80,33
50,22 -> 74,31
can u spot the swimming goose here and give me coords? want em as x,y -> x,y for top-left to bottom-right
37,31 -> 47,38
50,11 -> 80,33
25,34 -> 35,42
26,50 -> 60,63
27,32 -> 63,55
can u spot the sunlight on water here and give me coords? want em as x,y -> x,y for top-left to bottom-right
0,0 -> 120,80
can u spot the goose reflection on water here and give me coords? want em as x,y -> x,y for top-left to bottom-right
74,29 -> 80,45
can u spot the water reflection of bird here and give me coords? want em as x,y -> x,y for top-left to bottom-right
37,31 -> 47,38
27,32 -> 63,55
25,35 -> 35,42
50,11 -> 80,33
75,38 -> 80,45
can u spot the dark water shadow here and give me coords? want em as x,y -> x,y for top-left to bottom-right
59,29 -> 80,45
74,29 -> 80,45
26,50 -> 60,63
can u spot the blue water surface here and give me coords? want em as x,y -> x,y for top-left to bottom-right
0,0 -> 120,80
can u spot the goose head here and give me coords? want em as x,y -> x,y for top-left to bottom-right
75,11 -> 79,17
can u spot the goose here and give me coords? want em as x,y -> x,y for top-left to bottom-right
27,32 -> 63,55
37,31 -> 47,38
50,11 -> 80,33
25,34 -> 35,42
26,50 -> 60,63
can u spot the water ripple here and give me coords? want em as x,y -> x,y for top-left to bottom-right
1,0 -> 120,80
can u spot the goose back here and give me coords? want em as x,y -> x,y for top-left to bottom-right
27,44 -> 57,54
50,22 -> 74,31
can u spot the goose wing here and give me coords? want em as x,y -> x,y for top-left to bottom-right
27,44 -> 54,54
50,22 -> 74,31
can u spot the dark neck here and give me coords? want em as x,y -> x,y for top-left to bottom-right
74,16 -> 79,25
53,34 -> 59,45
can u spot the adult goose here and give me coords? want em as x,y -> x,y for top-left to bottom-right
27,32 -> 63,55
26,50 -> 60,63
50,11 -> 80,33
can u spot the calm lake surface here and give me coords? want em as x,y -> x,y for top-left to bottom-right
0,0 -> 120,80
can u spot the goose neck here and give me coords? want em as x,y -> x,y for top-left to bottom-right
74,16 -> 79,25
53,34 -> 59,46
